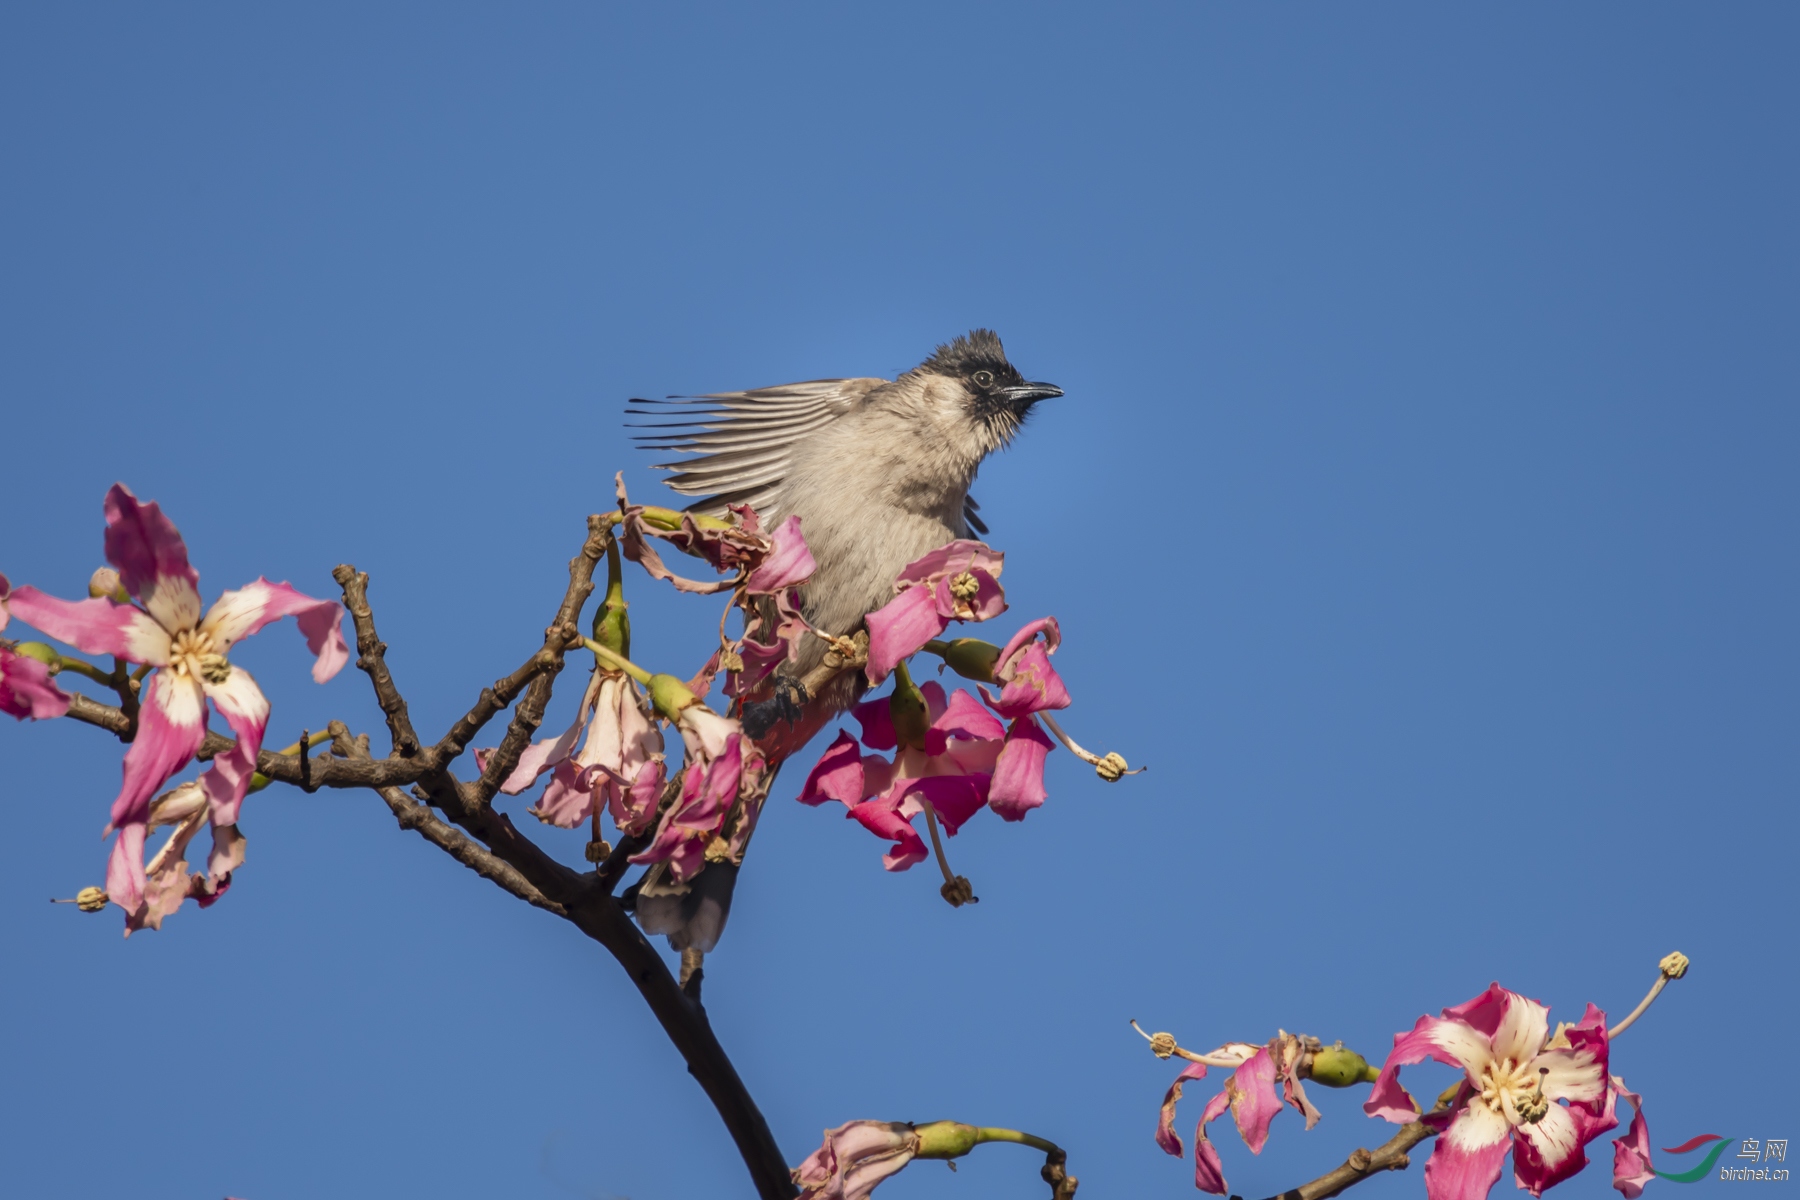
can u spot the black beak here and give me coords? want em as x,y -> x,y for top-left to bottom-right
1001,381 -> 1063,404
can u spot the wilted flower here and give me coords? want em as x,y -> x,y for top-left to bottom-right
792,1120 -> 920,1200
627,678 -> 764,883
1155,1040 -> 1309,1195
865,541 -> 1006,684
477,670 -> 666,835
6,485 -> 347,922
1365,983 -> 1615,1200
0,574 -> 70,721
978,617 -> 1069,820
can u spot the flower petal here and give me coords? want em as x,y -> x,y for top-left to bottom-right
1424,1106 -> 1512,1200
6,587 -> 171,663
105,821 -> 149,923
1443,982 -> 1512,1041
864,586 -> 947,685
1514,1103 -> 1590,1196
894,540 -> 1004,587
1609,1079 -> 1654,1199
848,694 -> 898,753
0,647 -> 70,720
744,515 -> 816,593
847,794 -> 928,871
200,579 -> 349,683
103,484 -> 201,634
1490,989 -> 1551,1066
1366,1010 -> 1495,1124
894,774 -> 987,835
110,671 -> 208,840
1534,1003 -> 1609,1112
1231,1047 -> 1283,1154
1157,1062 -> 1209,1156
797,732 -> 867,808
931,687 -> 1006,744
199,666 -> 270,828
1193,1087 -> 1234,1195
987,714 -> 1054,821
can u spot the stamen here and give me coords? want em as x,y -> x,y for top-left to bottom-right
1128,1019 -> 1252,1068
919,802 -> 977,907
1608,951 -> 1690,1039
1040,713 -> 1145,781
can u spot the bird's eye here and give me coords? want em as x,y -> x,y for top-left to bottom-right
973,370 -> 995,388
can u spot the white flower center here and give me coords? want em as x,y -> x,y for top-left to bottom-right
168,628 -> 231,684
1476,1057 -> 1551,1126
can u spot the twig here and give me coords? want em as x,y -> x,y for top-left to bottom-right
332,565 -> 420,757
327,722 -> 563,915
795,629 -> 868,696
63,692 -> 131,738
473,516 -> 609,804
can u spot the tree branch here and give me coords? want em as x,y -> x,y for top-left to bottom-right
1247,1101 -> 1447,1200
472,516 -> 609,804
327,722 -> 563,915
53,519 -> 798,1200
332,566 -> 420,757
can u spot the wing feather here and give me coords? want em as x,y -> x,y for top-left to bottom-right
629,377 -> 882,514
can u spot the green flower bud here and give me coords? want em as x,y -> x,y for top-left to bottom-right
591,601 -> 631,658
591,539 -> 631,656
939,638 -> 1001,683
12,642 -> 60,668
647,673 -> 699,721
889,661 -> 930,750
914,1121 -> 980,1160
1308,1045 -> 1380,1088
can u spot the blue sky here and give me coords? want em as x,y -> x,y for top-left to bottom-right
2,4 -> 1794,1198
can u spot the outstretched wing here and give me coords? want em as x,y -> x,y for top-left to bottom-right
629,378 -> 883,516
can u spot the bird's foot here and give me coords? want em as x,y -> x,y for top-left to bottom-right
740,676 -> 809,739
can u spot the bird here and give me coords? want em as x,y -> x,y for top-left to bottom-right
623,329 -> 1061,958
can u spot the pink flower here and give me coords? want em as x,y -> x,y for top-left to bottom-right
477,670 -> 666,835
1608,1079 -> 1653,1199
629,702 -> 764,883
6,485 -> 347,922
126,778 -> 244,933
865,541 -> 1006,684
797,681 -> 1004,870
1365,984 -> 1615,1200
1156,1039 -> 1316,1195
791,1120 -> 920,1200
979,618 -> 1069,820
0,573 -> 70,721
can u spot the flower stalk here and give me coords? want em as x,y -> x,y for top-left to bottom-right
1607,951 -> 1689,1039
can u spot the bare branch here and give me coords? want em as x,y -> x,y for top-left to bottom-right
472,516 -> 609,805
63,692 -> 131,738
327,722 -> 563,914
332,565 -> 420,757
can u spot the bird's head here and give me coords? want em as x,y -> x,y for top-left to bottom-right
904,329 -> 1062,462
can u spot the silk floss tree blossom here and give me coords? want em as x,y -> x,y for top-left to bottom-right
797,669 -> 1004,892
6,485 -> 347,931
0,573 -> 71,721
1365,983 -> 1615,1200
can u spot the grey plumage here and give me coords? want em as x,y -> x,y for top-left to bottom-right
623,330 -> 1060,955
631,329 -> 1060,710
